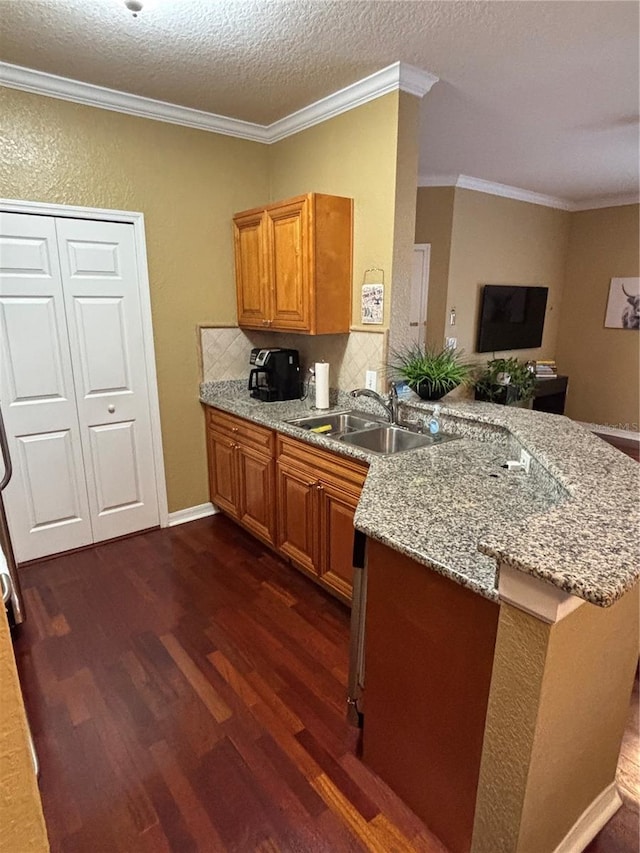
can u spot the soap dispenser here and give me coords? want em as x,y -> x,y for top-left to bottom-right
427,404 -> 442,436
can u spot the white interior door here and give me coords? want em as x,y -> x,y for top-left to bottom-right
55,218 -> 159,542
0,212 -> 93,561
410,244 -> 431,346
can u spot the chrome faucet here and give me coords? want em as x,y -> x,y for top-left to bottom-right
350,381 -> 399,424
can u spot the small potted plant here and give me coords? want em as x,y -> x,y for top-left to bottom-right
473,357 -> 536,407
388,343 -> 472,401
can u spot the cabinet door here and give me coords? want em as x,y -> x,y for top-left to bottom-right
275,461 -> 318,575
207,429 -> 239,518
236,445 -> 275,546
264,198 -> 310,331
317,480 -> 359,602
234,211 -> 270,329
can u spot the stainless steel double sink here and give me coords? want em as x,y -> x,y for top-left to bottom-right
285,410 -> 458,456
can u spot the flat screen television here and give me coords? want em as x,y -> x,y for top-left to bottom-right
476,285 -> 548,353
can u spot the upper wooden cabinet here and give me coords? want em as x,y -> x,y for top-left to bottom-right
233,193 -> 353,334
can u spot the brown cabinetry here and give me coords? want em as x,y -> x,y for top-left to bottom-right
276,435 -> 367,602
233,193 -> 353,335
206,408 -> 275,546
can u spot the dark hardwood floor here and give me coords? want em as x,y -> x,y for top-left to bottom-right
14,510 -> 639,852
14,516 -> 448,852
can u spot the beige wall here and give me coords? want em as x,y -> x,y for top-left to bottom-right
0,87 -> 270,512
415,186 -> 455,347
472,590 -> 639,853
555,204 -> 640,428
0,86 -> 414,512
0,608 -> 49,852
446,189 -> 571,366
268,92 -> 402,331
388,92 -> 421,355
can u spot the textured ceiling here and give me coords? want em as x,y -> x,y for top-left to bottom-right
0,0 -> 638,203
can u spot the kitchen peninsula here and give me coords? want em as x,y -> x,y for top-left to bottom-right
200,380 -> 639,853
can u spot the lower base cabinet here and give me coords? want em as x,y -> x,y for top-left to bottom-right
206,409 -> 275,546
205,407 -> 367,603
276,435 -> 367,603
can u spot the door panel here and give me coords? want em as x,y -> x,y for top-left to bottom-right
88,421 -> 142,514
0,296 -> 67,403
73,297 -> 130,394
0,212 -> 93,561
236,446 -> 274,545
55,218 -> 159,541
276,462 -> 317,575
16,430 -> 85,530
234,212 -> 268,327
265,200 -> 310,330
318,481 -> 358,600
207,429 -> 238,518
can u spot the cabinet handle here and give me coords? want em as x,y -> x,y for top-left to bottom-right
316,483 -> 324,492
232,427 -> 239,433
107,404 -> 115,413
307,481 -> 316,488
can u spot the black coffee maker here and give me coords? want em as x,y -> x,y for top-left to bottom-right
248,348 -> 301,402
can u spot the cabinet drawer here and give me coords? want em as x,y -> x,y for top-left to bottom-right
207,408 -> 274,455
277,434 -> 367,490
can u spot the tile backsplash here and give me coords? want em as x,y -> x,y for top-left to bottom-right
200,326 -> 388,392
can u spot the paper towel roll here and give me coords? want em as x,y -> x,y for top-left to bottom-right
315,362 -> 330,409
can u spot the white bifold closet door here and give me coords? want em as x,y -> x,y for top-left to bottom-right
0,211 -> 159,562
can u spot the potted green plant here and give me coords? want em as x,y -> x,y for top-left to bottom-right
388,343 -> 472,401
473,357 -> 536,407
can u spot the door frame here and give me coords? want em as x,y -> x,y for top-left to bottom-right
1,198 -> 169,527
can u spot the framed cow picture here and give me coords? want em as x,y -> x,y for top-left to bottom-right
604,277 -> 640,329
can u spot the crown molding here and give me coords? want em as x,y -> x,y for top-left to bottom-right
570,193 -> 639,211
418,172 -> 639,212
0,61 -> 271,142
267,62 -> 438,143
0,60 -> 437,145
418,173 -> 571,210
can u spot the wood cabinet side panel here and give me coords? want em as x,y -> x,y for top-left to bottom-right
362,539 -> 499,853
311,194 -> 353,335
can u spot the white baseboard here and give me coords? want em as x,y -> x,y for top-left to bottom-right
167,502 -> 218,527
552,782 -> 622,853
577,421 -> 640,442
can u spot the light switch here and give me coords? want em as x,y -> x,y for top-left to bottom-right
446,337 -> 457,349
365,370 -> 377,391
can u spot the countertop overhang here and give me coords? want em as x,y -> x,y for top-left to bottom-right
200,381 -> 640,608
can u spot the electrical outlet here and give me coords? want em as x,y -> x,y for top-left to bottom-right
446,337 -> 457,349
365,370 -> 377,391
520,449 -> 531,474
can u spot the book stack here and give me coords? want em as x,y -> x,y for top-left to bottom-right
535,359 -> 557,378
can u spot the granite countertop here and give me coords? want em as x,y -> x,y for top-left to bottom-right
200,380 -> 640,608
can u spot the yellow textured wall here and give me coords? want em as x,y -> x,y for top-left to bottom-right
472,590 -> 639,853
414,186 -> 455,348
268,93 -> 400,328
447,189 -> 571,365
555,204 -> 640,428
388,92 -> 421,354
0,608 -> 49,852
0,87 -> 270,512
